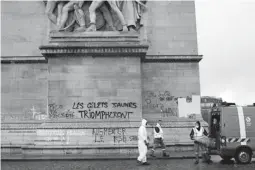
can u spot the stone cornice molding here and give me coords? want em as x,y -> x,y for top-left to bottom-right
40,32 -> 149,58
143,55 -> 203,62
1,56 -> 47,64
49,31 -> 141,43
39,44 -> 149,58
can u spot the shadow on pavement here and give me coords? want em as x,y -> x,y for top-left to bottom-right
219,159 -> 235,165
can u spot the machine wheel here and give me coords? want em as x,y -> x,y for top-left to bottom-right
234,148 -> 252,164
220,155 -> 232,161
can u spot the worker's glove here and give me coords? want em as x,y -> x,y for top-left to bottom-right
146,142 -> 150,149
144,140 -> 149,147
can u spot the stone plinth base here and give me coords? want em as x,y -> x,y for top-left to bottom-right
1,120 -> 208,147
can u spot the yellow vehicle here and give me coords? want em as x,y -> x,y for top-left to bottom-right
208,104 -> 255,164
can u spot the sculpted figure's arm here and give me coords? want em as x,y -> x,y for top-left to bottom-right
135,0 -> 147,8
57,2 -> 65,26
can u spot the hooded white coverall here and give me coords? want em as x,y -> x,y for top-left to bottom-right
137,119 -> 148,163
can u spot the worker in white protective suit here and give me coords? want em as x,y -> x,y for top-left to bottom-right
137,119 -> 150,165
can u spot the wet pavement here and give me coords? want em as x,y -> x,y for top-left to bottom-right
2,156 -> 255,170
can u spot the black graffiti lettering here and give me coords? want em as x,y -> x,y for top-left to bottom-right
161,108 -> 178,117
111,102 -> 137,108
92,128 -> 96,135
78,110 -> 88,118
78,102 -> 84,109
72,102 -> 84,109
145,99 -> 151,104
122,128 -> 126,134
87,102 -> 108,109
129,136 -> 138,141
102,102 -> 108,108
87,103 -> 93,109
92,128 -> 126,136
108,112 -> 113,119
72,102 -> 77,109
95,111 -> 102,119
99,129 -> 104,136
117,128 -> 122,135
170,108 -> 177,116
80,110 -> 133,119
116,112 -> 121,118
123,103 -> 128,107
113,135 -> 127,143
122,112 -> 127,119
48,103 -> 63,118
60,110 -> 74,119
112,103 -> 117,108
95,134 -> 104,143
159,97 -> 165,101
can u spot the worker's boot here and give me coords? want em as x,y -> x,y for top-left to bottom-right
201,153 -> 205,162
194,154 -> 199,164
150,150 -> 156,157
162,150 -> 169,157
203,152 -> 212,164
142,162 -> 150,165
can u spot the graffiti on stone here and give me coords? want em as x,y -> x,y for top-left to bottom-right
48,101 -> 137,120
92,128 -> 138,144
79,110 -> 133,119
143,91 -> 180,117
92,128 -> 126,143
129,135 -> 138,141
30,106 -> 48,120
48,103 -> 75,119
143,91 -> 197,118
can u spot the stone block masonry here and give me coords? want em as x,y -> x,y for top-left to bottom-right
1,63 -> 48,121
143,1 -> 198,55
48,56 -> 142,122
1,121 -> 206,147
142,62 -> 201,121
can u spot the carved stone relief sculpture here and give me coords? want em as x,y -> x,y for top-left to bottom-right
43,0 -> 147,32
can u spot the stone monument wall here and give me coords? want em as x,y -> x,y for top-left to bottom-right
142,62 -> 201,121
1,62 -> 48,122
47,56 -> 142,121
1,0 -> 204,154
1,1 -> 48,56
143,1 -> 198,55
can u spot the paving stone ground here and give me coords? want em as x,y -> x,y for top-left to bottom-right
1,156 -> 255,170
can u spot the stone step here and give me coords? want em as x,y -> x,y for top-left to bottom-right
1,151 -> 201,161
1,144 -> 194,156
